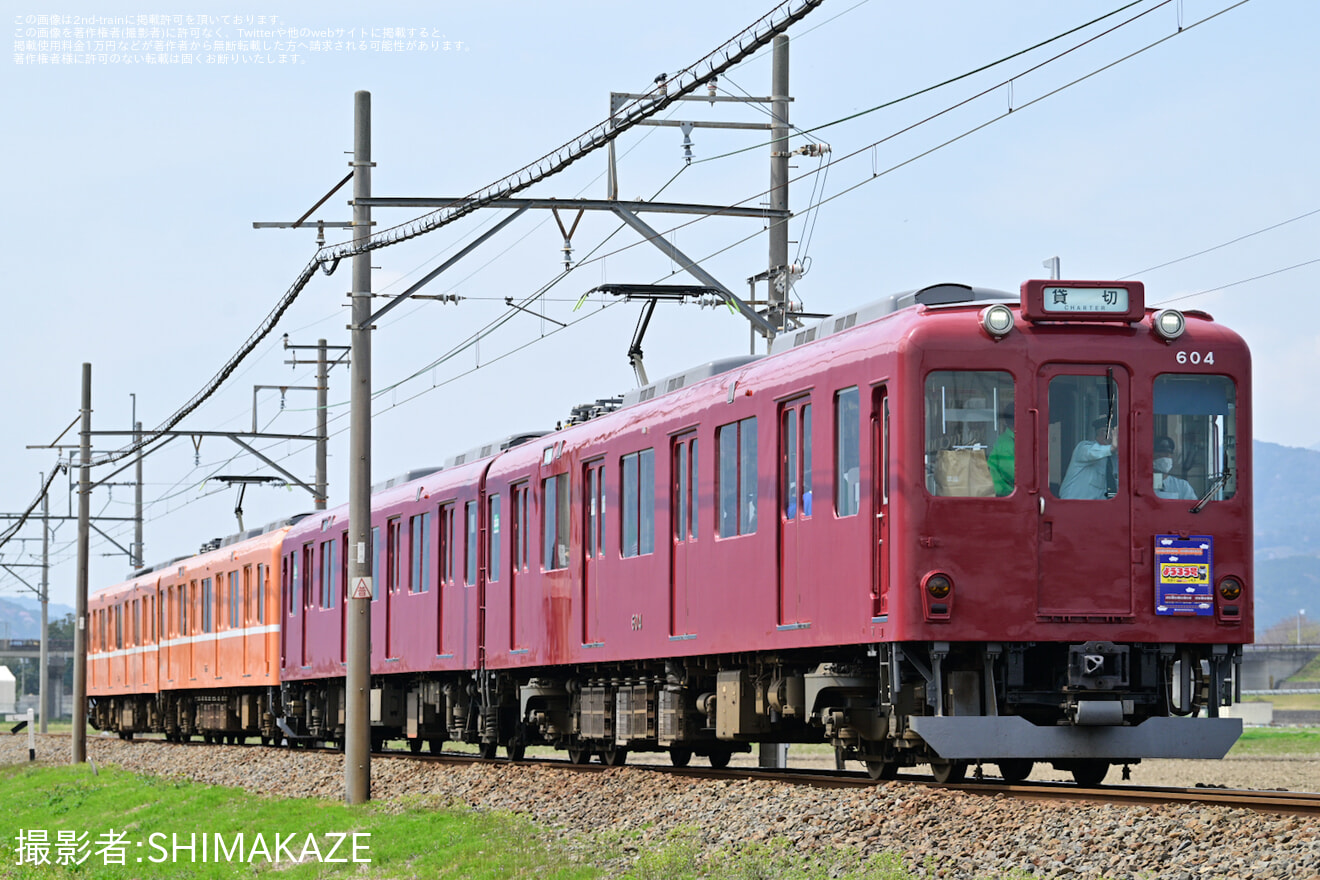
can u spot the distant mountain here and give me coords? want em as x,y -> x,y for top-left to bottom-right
0,596 -> 75,640
1253,440 -> 1320,636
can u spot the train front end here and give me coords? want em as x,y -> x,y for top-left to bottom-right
883,279 -> 1250,784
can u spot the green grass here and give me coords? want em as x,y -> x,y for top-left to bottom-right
0,763 -> 593,880
1230,726 -> 1320,757
0,763 -> 1046,880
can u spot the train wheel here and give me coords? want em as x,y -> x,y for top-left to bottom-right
997,759 -> 1033,784
865,760 -> 899,781
669,747 -> 692,768
408,738 -> 424,754
506,741 -> 526,762
567,746 -> 592,765
428,738 -> 445,755
708,749 -> 732,769
1070,760 -> 1109,787
478,741 -> 499,760
600,745 -> 628,767
930,759 -> 967,784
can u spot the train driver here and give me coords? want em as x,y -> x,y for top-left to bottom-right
1153,435 -> 1197,500
1059,416 -> 1118,499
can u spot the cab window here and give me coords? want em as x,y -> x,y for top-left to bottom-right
1153,375 -> 1237,501
924,371 -> 1014,497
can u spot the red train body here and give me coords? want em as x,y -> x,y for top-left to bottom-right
89,279 -> 1251,782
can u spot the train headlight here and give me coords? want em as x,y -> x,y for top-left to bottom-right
980,304 -> 1015,339
924,572 -> 953,599
1218,577 -> 1243,601
1153,308 -> 1186,341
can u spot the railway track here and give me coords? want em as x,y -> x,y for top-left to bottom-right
89,733 -> 1320,816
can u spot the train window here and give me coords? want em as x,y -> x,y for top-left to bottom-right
512,484 -> 530,571
718,417 -> 758,537
409,514 -> 430,593
302,544 -> 316,610
256,564 -> 266,624
541,475 -> 570,570
1153,374 -> 1237,501
386,521 -> 401,594
115,605 -> 123,650
585,466 -> 604,556
202,578 -> 213,634
184,582 -> 192,634
371,526 -> 381,600
229,571 -> 240,627
836,388 -> 861,514
437,504 -> 455,585
322,539 -> 338,607
1049,374 -> 1120,500
924,372 -> 1013,498
466,502 -> 481,582
621,449 -> 655,557
782,402 -> 813,519
488,495 -> 501,582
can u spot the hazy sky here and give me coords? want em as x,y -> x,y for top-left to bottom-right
3,0 -> 1316,608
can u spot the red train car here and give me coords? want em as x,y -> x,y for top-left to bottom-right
275,279 -> 1250,782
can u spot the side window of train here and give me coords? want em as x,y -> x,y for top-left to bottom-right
1048,374 -> 1121,500
1153,374 -> 1237,501
487,495 -> 501,582
409,512 -> 430,593
924,371 -> 1014,498
466,501 -> 480,583
718,417 -> 758,537
541,474 -> 570,570
370,526 -> 381,600
437,504 -> 455,586
321,538 -> 338,607
621,449 -> 655,557
835,388 -> 860,515
201,578 -> 213,634
512,483 -> 531,572
782,400 -> 813,520
386,520 -> 401,594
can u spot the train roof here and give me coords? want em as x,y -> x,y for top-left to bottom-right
619,355 -> 763,410
769,282 -> 1013,355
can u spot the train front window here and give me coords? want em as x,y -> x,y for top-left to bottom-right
924,371 -> 1014,497
1049,374 -> 1121,500
1153,374 -> 1237,501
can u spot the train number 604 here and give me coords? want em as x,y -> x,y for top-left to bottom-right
1175,350 -> 1214,365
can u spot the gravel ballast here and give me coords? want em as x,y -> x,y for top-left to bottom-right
7,735 -> 1320,879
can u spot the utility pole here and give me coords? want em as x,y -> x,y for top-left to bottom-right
72,363 -> 91,764
345,89 -> 373,805
768,34 -> 790,333
39,479 -> 49,733
283,337 -> 350,510
133,410 -> 144,568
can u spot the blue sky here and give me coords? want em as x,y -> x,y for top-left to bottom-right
2,0 -> 1316,607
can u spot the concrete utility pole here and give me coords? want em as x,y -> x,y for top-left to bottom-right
133,417 -> 144,568
768,34 -> 790,330
344,89 -> 373,804
72,363 -> 91,764
283,337 -> 350,511
39,481 -> 49,733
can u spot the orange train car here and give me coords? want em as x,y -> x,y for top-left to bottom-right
88,518 -> 298,742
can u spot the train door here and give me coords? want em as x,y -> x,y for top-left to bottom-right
581,463 -> 604,645
1037,366 -> 1133,617
777,400 -> 812,626
670,432 -> 698,638
871,387 -> 889,618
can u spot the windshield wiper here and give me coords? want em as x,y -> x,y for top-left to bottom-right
1189,467 -> 1231,514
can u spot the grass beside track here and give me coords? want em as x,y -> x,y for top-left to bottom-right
0,763 -> 1037,880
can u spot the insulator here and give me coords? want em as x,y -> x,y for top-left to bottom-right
562,238 -> 573,270
680,122 -> 695,165
707,77 -> 718,104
